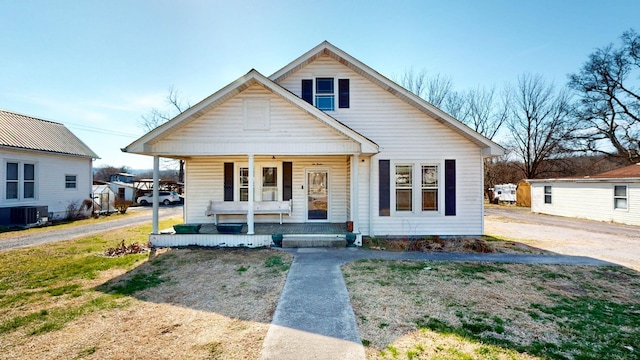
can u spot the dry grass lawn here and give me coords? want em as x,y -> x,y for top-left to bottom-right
0,247 -> 291,360
343,260 -> 640,359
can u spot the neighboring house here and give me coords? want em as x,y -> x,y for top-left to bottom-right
528,163 -> 640,226
123,41 -> 503,246
0,109 -> 99,225
110,172 -> 135,183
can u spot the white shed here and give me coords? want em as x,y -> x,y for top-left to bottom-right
92,185 -> 116,214
528,163 -> 640,226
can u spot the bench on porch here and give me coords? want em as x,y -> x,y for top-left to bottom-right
205,199 -> 292,224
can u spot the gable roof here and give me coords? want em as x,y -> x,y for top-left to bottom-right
0,109 -> 99,159
528,163 -> 640,183
270,41 -> 504,157
587,163 -> 640,179
123,69 -> 379,155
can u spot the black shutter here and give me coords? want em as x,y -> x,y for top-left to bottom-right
445,159 -> 456,216
379,160 -> 390,216
302,79 -> 313,104
283,162 -> 293,201
224,162 -> 234,201
338,79 -> 350,108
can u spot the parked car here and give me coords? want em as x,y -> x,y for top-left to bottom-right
136,191 -> 181,205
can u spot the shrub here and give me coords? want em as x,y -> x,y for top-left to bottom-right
114,199 -> 134,214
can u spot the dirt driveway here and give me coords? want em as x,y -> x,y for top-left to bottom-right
484,206 -> 640,271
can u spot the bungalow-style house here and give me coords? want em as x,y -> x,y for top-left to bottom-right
0,109 -> 99,225
123,41 -> 503,247
529,163 -> 640,226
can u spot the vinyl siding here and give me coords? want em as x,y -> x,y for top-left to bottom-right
185,155 -> 349,224
151,84 -> 359,155
531,181 -> 640,226
1,148 -> 93,219
278,55 -> 485,235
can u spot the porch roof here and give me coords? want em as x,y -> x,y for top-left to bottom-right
122,70 -> 379,157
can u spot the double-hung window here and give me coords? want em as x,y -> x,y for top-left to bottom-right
544,186 -> 552,204
239,167 -> 249,201
421,166 -> 438,211
262,167 -> 278,201
65,175 -> 77,189
394,163 -> 440,213
614,185 -> 627,210
5,161 -> 36,200
315,78 -> 334,111
395,165 -> 413,211
301,78 -> 349,110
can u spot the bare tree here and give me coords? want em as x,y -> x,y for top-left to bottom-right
568,29 -> 640,165
506,74 -> 577,179
397,68 -> 453,107
140,87 -> 190,182
461,86 -> 509,141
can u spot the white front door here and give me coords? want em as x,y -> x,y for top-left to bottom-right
306,170 -> 328,221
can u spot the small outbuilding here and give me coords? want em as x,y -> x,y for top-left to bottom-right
528,163 -> 640,226
92,185 -> 116,215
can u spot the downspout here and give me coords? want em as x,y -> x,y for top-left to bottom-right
152,155 -> 159,234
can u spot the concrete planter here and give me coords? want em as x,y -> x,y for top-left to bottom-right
173,224 -> 202,234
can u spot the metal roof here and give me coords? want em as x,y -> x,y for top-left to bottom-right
0,109 -> 99,158
589,163 -> 640,178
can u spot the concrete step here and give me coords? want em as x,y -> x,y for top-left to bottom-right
282,234 -> 347,248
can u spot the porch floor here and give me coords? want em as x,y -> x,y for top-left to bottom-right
199,222 -> 349,235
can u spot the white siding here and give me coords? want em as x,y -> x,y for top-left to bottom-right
278,55 -> 485,235
1,148 -> 93,220
531,181 -> 640,226
151,84 -> 359,155
184,155 -> 349,225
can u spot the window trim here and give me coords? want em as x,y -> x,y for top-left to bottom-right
234,162 -> 283,202
302,77 -> 350,112
614,185 -> 628,210
391,161 -> 442,215
544,185 -> 552,204
4,160 -> 37,201
65,174 -> 78,190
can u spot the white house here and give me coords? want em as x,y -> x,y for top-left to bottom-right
528,163 -> 640,226
123,41 -> 503,247
0,109 -> 99,225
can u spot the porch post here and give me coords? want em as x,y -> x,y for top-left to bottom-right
247,153 -> 255,235
152,155 -> 159,234
351,153 -> 360,233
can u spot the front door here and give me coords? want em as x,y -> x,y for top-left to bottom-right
307,170 -> 328,221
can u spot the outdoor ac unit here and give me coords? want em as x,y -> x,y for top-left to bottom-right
9,206 -> 48,226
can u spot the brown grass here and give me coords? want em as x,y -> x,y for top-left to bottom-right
343,261 -> 640,359
363,236 -> 549,254
0,248 -> 292,360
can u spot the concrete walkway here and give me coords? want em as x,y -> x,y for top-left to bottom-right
260,248 -> 614,360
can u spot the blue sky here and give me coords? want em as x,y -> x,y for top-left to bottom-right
1,0 -> 638,170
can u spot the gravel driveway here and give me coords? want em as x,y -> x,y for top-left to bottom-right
485,206 -> 640,271
0,205 -> 183,252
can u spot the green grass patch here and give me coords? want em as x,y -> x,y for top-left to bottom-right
0,217 -> 182,335
264,255 -> 290,272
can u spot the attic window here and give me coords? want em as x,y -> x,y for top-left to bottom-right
315,78 -> 334,111
301,78 -> 349,111
243,99 -> 270,130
